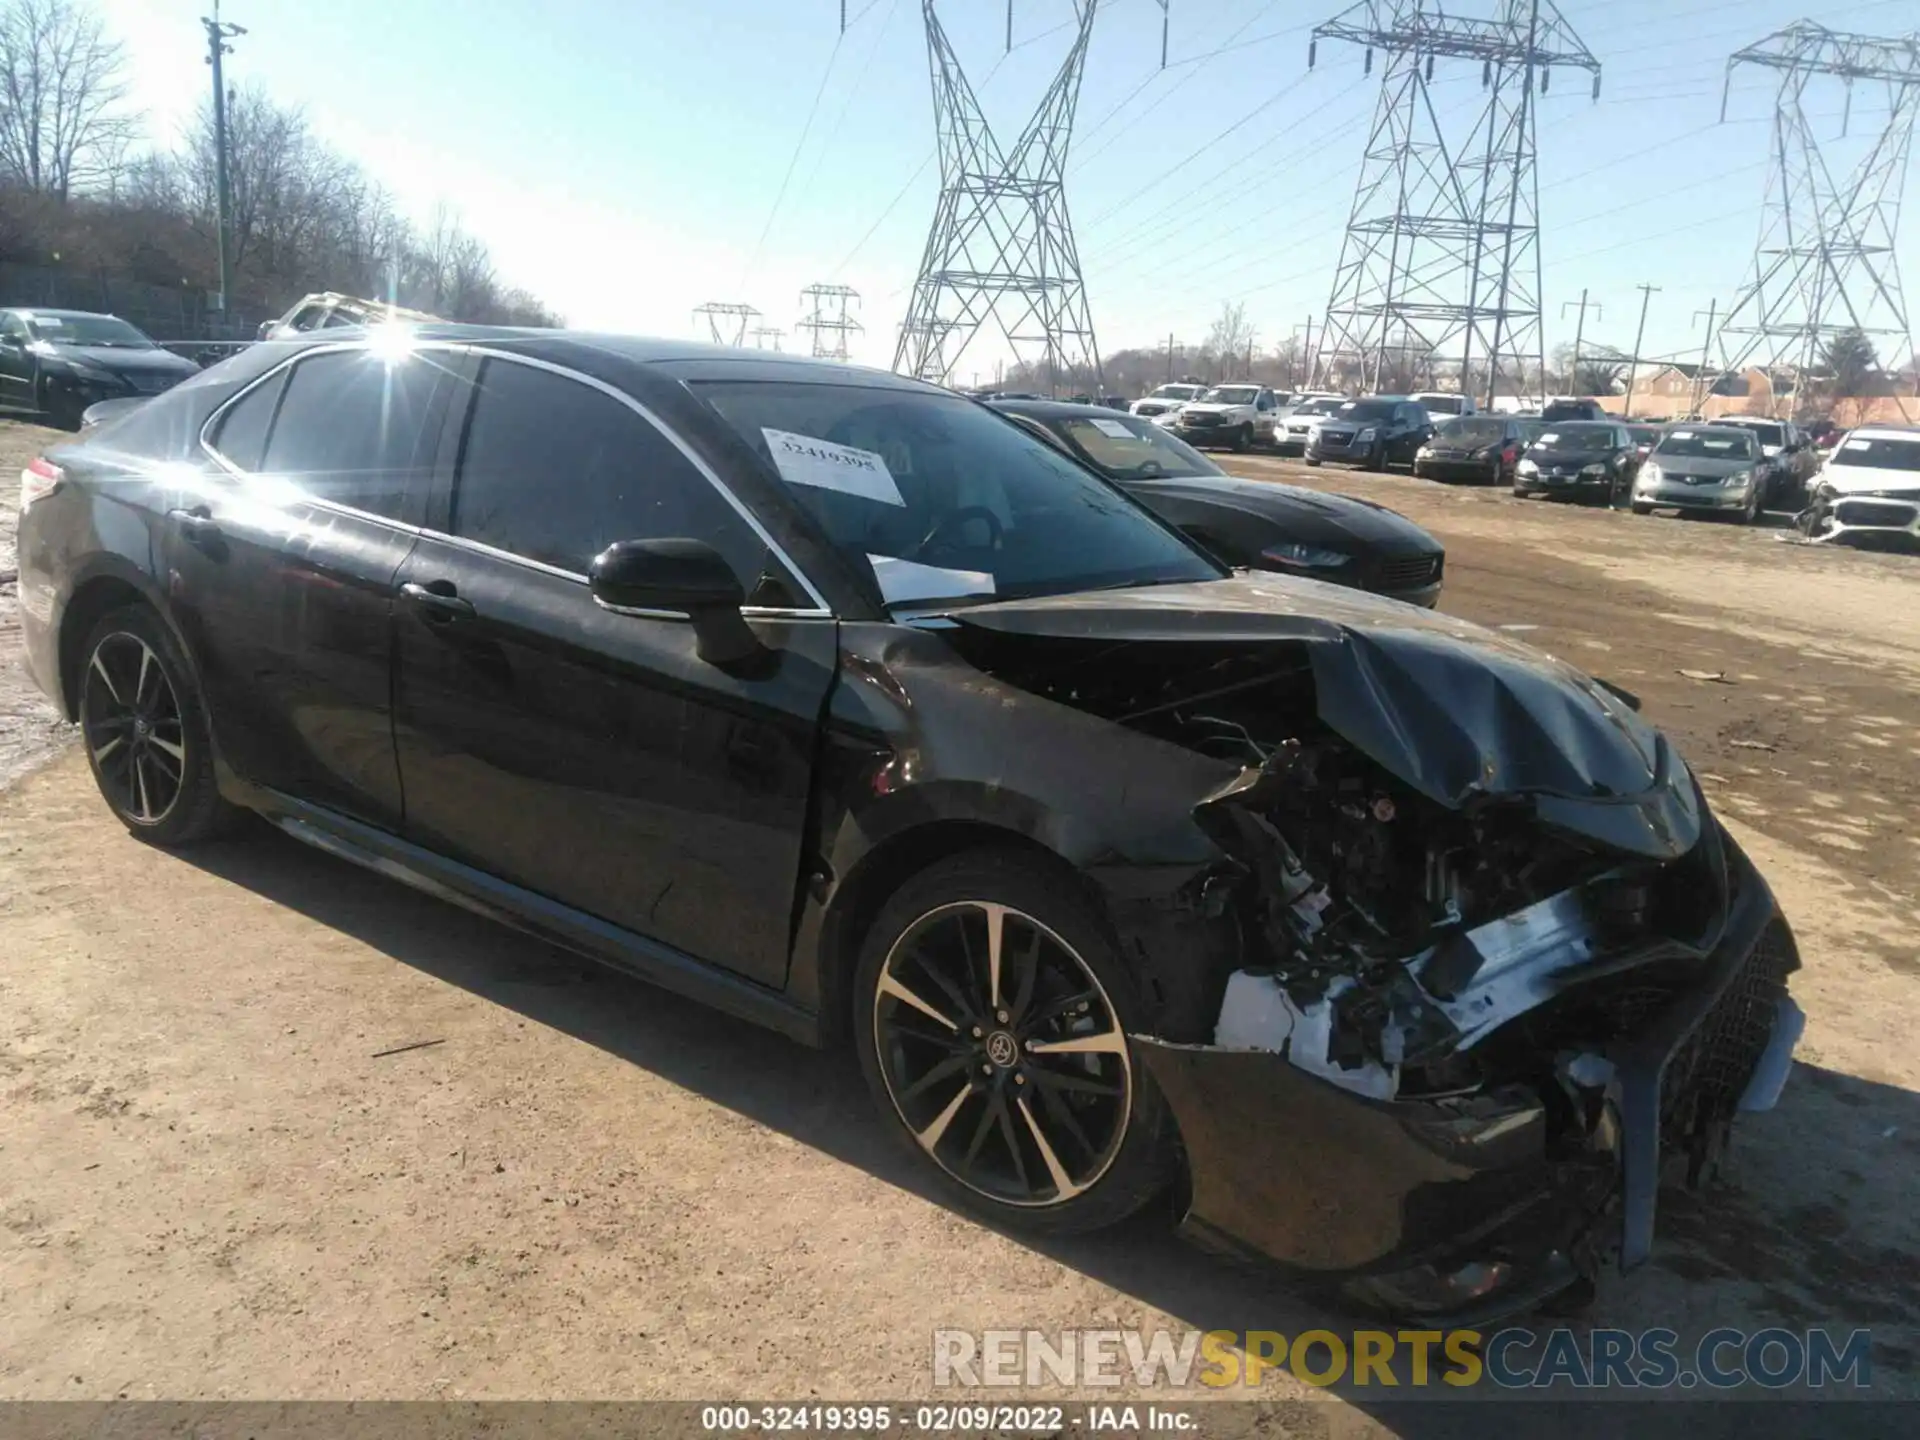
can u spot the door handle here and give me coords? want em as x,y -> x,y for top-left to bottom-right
167,506 -> 225,555
400,580 -> 476,621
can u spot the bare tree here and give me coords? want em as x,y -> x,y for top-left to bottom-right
0,0 -> 135,198
1202,300 -> 1255,379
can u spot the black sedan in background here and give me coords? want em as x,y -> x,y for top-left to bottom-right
0,308 -> 200,429
1412,414 -> 1528,485
16,332 -> 1800,1324
993,399 -> 1446,607
1512,420 -> 1642,505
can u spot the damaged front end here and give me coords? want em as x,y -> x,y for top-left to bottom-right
944,579 -> 1803,1322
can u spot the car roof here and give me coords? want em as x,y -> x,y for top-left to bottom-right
989,398 -> 1123,421
1846,426 -> 1920,440
264,325 -> 944,393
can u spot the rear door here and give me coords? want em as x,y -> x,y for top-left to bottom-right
390,353 -> 837,987
163,343 -> 457,828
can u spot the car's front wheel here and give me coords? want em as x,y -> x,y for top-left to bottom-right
1232,424 -> 1253,453
78,605 -> 239,845
853,849 -> 1176,1236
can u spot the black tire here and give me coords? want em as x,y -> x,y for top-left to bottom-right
1232,424 -> 1252,453
853,848 -> 1177,1238
78,604 -> 241,845
1738,482 -> 1762,525
1630,502 -> 1653,516
1304,457 -> 1322,468
34,372 -> 82,431
1363,441 -> 1386,472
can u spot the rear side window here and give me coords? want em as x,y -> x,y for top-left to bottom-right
450,358 -> 787,593
260,349 -> 450,519
208,371 -> 287,472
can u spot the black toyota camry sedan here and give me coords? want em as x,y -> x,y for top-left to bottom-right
992,399 -> 1444,607
16,330 -> 1802,1321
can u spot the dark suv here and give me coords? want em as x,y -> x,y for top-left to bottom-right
1304,396 -> 1433,470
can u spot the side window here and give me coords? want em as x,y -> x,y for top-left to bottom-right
260,348 -> 448,519
0,313 -> 24,341
450,358 -> 790,597
207,370 -> 288,472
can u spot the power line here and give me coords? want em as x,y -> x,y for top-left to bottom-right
741,28 -> 848,287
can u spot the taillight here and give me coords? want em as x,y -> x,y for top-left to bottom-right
19,456 -> 63,508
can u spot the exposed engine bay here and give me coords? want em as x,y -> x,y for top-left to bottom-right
941,629 -> 1707,1101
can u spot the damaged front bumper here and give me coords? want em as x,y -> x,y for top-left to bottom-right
1135,827 -> 1802,1324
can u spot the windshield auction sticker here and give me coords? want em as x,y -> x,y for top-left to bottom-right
763,428 -> 904,506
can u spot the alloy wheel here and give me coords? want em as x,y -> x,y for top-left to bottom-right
81,631 -> 187,826
871,900 -> 1132,1208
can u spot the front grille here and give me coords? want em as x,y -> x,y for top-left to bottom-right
1136,404 -> 1166,416
1319,431 -> 1354,449
1834,499 -> 1917,528
1376,553 -> 1441,590
1184,412 -> 1222,427
1660,921 -> 1794,1174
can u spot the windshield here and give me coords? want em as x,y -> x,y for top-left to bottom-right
24,312 -> 153,347
1056,413 -> 1221,481
1200,386 -> 1260,405
1723,420 -> 1784,447
1655,428 -> 1757,460
1417,395 -> 1464,415
1517,420 -> 1549,444
1627,426 -> 1660,446
1829,436 -> 1920,473
1150,384 -> 1203,401
1292,400 -> 1340,417
1529,424 -> 1615,451
1435,417 -> 1506,444
1333,399 -> 1396,422
698,382 -> 1222,605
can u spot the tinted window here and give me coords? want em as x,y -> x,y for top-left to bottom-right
209,371 -> 287,472
452,359 -> 786,594
261,348 -> 448,519
1336,400 -> 1396,422
698,381 -> 1221,606
0,313 -> 25,340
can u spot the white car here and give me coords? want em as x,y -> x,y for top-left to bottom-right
1165,383 -> 1281,451
1273,396 -> 1346,454
1129,382 -> 1206,421
1798,426 -> 1920,547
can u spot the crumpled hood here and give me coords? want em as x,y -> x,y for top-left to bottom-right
1127,475 -> 1441,557
946,575 -> 1698,857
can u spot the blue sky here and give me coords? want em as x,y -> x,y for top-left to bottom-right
101,0 -> 1918,381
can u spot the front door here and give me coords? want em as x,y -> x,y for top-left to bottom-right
161,344 -> 456,829
0,313 -> 32,410
391,354 -> 836,987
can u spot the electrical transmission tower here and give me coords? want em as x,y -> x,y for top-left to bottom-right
796,283 -> 864,360
894,1 -> 1102,394
693,302 -> 761,348
751,327 -> 786,351
1309,0 -> 1599,406
1715,22 -> 1920,397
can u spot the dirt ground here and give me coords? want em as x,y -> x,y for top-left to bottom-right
1,420 -> 1917,1425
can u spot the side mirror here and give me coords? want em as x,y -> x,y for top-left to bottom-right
589,538 -> 761,667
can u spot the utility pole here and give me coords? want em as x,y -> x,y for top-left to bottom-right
797,283 -> 863,360
1625,283 -> 1660,419
693,302 -> 761,348
1309,0 -> 1600,401
201,4 -> 245,328
1691,299 -> 1718,417
1561,289 -> 1600,392
1717,23 -> 1920,386
894,1 -> 1103,391
1166,332 -> 1177,381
